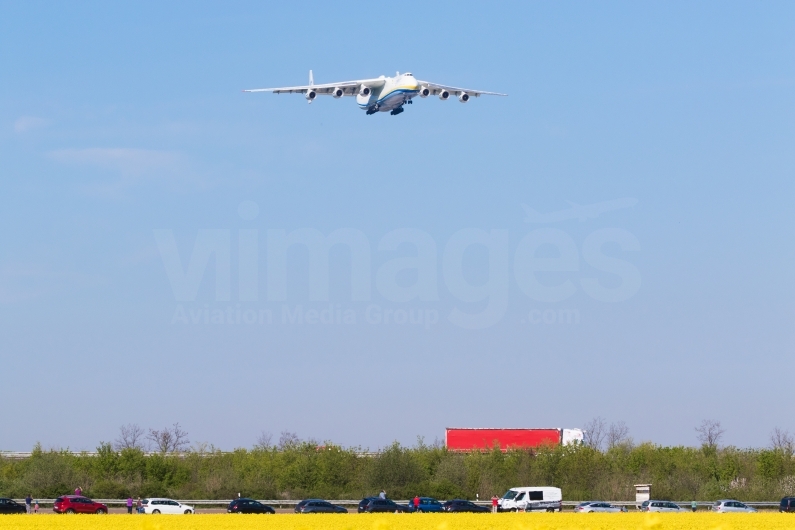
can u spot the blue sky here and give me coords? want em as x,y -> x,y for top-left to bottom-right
1,1 -> 793,451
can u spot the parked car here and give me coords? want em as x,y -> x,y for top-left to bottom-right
712,500 -> 756,513
498,487 -> 562,512
53,496 -> 108,514
361,498 -> 414,513
142,498 -> 195,514
414,497 -> 444,513
780,497 -> 795,513
442,499 -> 490,513
358,497 -> 379,513
295,500 -> 347,513
227,498 -> 275,514
0,498 -> 27,514
294,499 -> 325,513
575,501 -> 622,513
645,501 -> 685,512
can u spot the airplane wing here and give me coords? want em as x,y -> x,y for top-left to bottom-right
243,77 -> 386,96
415,80 -> 507,97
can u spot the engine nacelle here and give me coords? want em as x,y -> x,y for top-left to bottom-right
305,89 -> 317,101
458,92 -> 470,103
418,86 -> 430,98
359,85 -> 371,97
439,90 -> 450,101
332,87 -> 344,98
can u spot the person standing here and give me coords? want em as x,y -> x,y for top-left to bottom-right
413,495 -> 420,512
127,496 -> 134,514
691,500 -> 697,512
491,494 -> 499,513
379,490 -> 386,499
25,494 -> 32,514
34,500 -> 39,514
137,497 -> 143,514
75,486 -> 82,496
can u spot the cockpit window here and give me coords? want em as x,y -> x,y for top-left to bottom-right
405,73 -> 413,76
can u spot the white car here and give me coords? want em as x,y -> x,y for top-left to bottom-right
575,501 -> 623,513
712,500 -> 756,513
645,501 -> 685,512
499,487 -> 562,512
142,498 -> 195,514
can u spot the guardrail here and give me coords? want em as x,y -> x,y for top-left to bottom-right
11,499 -> 783,509
0,451 -> 382,459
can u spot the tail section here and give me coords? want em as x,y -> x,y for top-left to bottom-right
309,70 -> 314,86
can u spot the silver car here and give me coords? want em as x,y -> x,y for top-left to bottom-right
575,501 -> 622,513
645,500 -> 685,512
712,500 -> 756,513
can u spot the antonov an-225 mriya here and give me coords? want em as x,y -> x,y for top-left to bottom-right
243,71 -> 506,115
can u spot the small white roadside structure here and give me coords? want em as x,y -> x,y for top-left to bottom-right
634,484 -> 652,509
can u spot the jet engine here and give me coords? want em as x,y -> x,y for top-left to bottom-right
418,86 -> 430,98
305,89 -> 317,102
458,92 -> 470,103
359,85 -> 371,97
439,90 -> 450,100
332,87 -> 344,98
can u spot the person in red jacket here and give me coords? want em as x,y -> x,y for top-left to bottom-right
413,496 -> 420,512
492,495 -> 499,513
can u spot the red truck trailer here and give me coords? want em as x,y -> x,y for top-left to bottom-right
445,428 -> 583,451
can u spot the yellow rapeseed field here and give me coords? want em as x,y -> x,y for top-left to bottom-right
1,513 -> 792,530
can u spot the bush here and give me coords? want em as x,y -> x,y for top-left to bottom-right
1,441 -> 793,501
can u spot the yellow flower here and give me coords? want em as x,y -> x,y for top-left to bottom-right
2,512 -> 790,530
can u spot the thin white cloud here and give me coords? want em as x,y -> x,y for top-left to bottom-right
0,265 -> 105,305
46,147 -> 206,196
14,116 -> 49,133
48,147 -> 184,176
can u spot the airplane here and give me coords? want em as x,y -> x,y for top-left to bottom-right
243,70 -> 507,115
521,198 -> 638,223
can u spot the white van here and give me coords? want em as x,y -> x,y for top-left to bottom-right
498,487 -> 562,512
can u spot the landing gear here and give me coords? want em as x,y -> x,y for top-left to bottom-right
366,104 -> 379,115
390,107 -> 404,116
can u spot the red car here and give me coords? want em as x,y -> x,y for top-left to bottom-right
53,495 -> 108,514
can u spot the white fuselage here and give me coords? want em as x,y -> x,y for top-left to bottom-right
356,73 -> 420,112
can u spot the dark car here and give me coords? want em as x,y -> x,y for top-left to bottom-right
296,499 -> 348,514
412,497 -> 443,513
295,499 -> 324,513
53,495 -> 108,514
780,497 -> 795,513
442,499 -> 490,513
358,497 -> 379,513
0,498 -> 27,514
362,498 -> 414,513
227,498 -> 275,514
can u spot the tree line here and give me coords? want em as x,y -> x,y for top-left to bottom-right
1,422 -> 794,501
